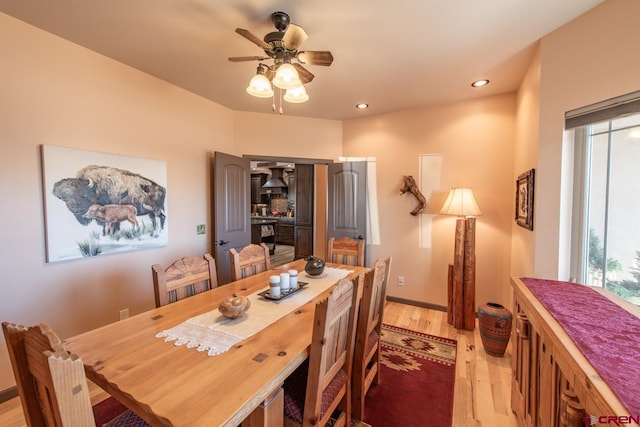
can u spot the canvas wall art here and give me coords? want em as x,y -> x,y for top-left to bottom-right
41,145 -> 168,262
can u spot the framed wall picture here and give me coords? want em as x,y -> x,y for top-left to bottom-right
515,168 -> 535,230
41,145 -> 168,262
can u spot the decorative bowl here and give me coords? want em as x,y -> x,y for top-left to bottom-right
218,294 -> 251,319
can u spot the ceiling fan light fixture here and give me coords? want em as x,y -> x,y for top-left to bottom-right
283,85 -> 309,103
230,12 -> 333,112
272,63 -> 301,89
246,73 -> 274,98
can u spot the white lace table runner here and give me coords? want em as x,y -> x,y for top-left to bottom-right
156,267 -> 352,356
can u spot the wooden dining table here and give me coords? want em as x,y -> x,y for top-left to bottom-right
64,259 -> 368,427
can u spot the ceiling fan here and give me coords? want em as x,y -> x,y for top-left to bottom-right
228,11 -> 333,104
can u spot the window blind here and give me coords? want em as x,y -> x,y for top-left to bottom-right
565,90 -> 640,129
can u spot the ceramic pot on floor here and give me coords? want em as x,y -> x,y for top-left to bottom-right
478,302 -> 513,357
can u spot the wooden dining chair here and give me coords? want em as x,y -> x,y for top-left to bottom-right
152,253 -> 218,307
229,243 -> 271,281
283,275 -> 362,427
327,237 -> 365,267
2,321 -> 149,427
352,256 -> 392,421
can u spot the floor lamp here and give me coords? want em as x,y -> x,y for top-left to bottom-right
441,188 -> 482,331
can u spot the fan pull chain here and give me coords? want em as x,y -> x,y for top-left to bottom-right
279,89 -> 283,115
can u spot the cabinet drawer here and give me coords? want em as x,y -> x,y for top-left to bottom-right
277,223 -> 294,245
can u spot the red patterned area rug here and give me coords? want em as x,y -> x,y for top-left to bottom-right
363,324 -> 457,427
93,397 -> 128,425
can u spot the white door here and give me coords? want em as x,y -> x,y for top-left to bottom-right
213,152 -> 251,284
327,161 -> 367,251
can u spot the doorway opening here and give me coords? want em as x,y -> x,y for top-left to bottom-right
246,154 -> 332,267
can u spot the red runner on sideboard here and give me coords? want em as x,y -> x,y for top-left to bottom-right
521,277 -> 640,416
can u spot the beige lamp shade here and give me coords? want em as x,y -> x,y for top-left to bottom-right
440,187 -> 482,217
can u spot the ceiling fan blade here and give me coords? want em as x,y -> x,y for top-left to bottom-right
228,56 -> 269,62
293,63 -> 315,84
297,51 -> 334,66
235,28 -> 270,50
282,24 -> 308,50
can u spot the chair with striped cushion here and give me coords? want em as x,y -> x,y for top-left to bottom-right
352,256 -> 392,421
229,243 -> 271,281
2,322 -> 149,427
152,253 -> 218,307
327,237 -> 365,267
283,276 -> 361,427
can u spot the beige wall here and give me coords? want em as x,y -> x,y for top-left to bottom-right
534,0 -> 640,279
234,111 -> 343,160
510,44 -> 541,283
342,94 -> 517,309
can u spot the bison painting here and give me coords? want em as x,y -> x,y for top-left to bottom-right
42,145 -> 168,262
53,165 -> 166,231
84,204 -> 139,235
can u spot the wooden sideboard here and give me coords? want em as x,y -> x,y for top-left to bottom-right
510,277 -> 640,427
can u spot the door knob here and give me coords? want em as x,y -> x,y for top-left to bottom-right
356,235 -> 364,240
216,240 -> 229,246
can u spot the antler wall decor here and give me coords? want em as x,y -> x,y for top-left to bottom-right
400,175 -> 426,216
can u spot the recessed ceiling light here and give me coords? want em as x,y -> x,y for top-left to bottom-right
355,103 -> 369,110
471,79 -> 490,88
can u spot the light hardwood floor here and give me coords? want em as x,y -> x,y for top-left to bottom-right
0,301 -> 517,426
270,244 -> 295,267
382,301 -> 518,426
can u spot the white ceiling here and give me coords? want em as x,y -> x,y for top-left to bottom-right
0,0 -> 604,121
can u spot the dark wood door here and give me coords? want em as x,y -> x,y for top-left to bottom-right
327,161 -> 367,245
294,164 -> 314,259
214,152 -> 251,284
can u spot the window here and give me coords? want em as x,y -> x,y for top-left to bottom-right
570,109 -> 640,305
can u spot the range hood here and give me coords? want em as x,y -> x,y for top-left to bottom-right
261,167 -> 288,194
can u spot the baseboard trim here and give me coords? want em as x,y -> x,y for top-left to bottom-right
0,386 -> 18,403
386,296 -> 447,312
